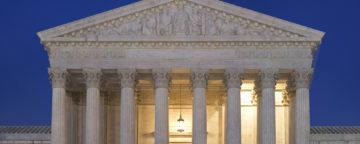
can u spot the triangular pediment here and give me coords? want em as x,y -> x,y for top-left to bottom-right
37,0 -> 324,42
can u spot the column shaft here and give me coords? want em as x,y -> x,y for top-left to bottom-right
193,87 -> 207,144
224,69 -> 242,144
155,88 -> 169,144
289,95 -> 296,144
258,68 -> 277,144
295,88 -> 310,144
120,88 -> 135,144
49,68 -> 69,144
260,88 -> 276,144
85,87 -> 101,144
191,69 -> 208,144
100,94 -> 107,144
72,97 -> 79,144
256,95 -> 262,144
226,88 -> 241,144
51,88 -> 67,144
119,69 -> 136,144
294,68 -> 313,144
83,68 -> 102,144
153,69 -> 171,144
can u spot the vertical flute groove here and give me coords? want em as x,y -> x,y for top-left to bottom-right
296,88 -> 310,144
120,88 -> 135,144
52,88 -> 67,144
290,95 -> 296,144
155,88 -> 169,144
261,88 -> 276,144
226,88 -> 241,144
193,88 -> 207,144
85,88 -> 101,144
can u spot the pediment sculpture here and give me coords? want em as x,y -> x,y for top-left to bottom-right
60,0 -> 304,40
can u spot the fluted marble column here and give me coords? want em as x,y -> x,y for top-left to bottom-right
191,69 -> 209,144
258,68 -> 277,144
294,68 -> 313,144
224,68 -> 243,144
119,69 -> 137,144
153,69 -> 171,144
49,68 -> 69,144
83,68 -> 102,144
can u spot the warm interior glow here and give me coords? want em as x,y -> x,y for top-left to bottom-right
177,116 -> 185,133
137,82 -> 290,144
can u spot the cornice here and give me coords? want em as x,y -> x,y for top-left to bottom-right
43,41 -> 318,50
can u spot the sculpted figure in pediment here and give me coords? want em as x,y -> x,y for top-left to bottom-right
159,9 -> 173,36
206,15 -> 217,35
222,20 -> 235,35
54,0 -> 308,40
141,13 -> 157,36
215,18 -> 225,35
234,21 -> 247,35
115,18 -> 142,36
174,4 -> 191,35
83,29 -> 100,40
189,8 -> 203,35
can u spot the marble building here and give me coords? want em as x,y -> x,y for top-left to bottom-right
1,0 -> 360,144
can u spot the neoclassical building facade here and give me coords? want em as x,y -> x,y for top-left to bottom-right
35,0 -> 325,144
4,0 -> 352,144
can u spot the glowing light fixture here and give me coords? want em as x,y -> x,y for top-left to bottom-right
177,85 -> 185,133
177,114 -> 185,132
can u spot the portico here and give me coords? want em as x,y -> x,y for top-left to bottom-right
48,66 -> 313,144
38,0 -> 324,144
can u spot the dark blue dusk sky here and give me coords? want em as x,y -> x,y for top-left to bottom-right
0,0 -> 359,126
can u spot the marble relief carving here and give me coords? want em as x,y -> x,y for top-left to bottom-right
61,0 -> 303,39
48,68 -> 69,88
83,68 -> 103,88
293,68 -> 313,89
224,68 -> 243,89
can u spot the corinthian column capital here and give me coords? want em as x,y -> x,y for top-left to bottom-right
118,69 -> 137,88
286,77 -> 296,97
224,68 -> 243,89
191,69 -> 209,88
48,68 -> 69,88
152,69 -> 171,89
259,68 -> 278,89
83,68 -> 103,88
293,68 -> 314,89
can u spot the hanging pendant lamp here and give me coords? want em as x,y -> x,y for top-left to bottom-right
177,85 -> 185,133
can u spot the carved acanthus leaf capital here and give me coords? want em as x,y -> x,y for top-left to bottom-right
259,68 -> 278,89
251,89 -> 258,105
152,69 -> 171,89
224,68 -> 243,89
49,68 -> 69,88
253,79 -> 262,99
286,77 -> 296,98
118,69 -> 137,88
191,69 -> 209,88
83,68 -> 103,88
293,68 -> 313,89
282,90 -> 290,105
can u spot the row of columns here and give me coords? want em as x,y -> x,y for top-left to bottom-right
48,67 -> 313,144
